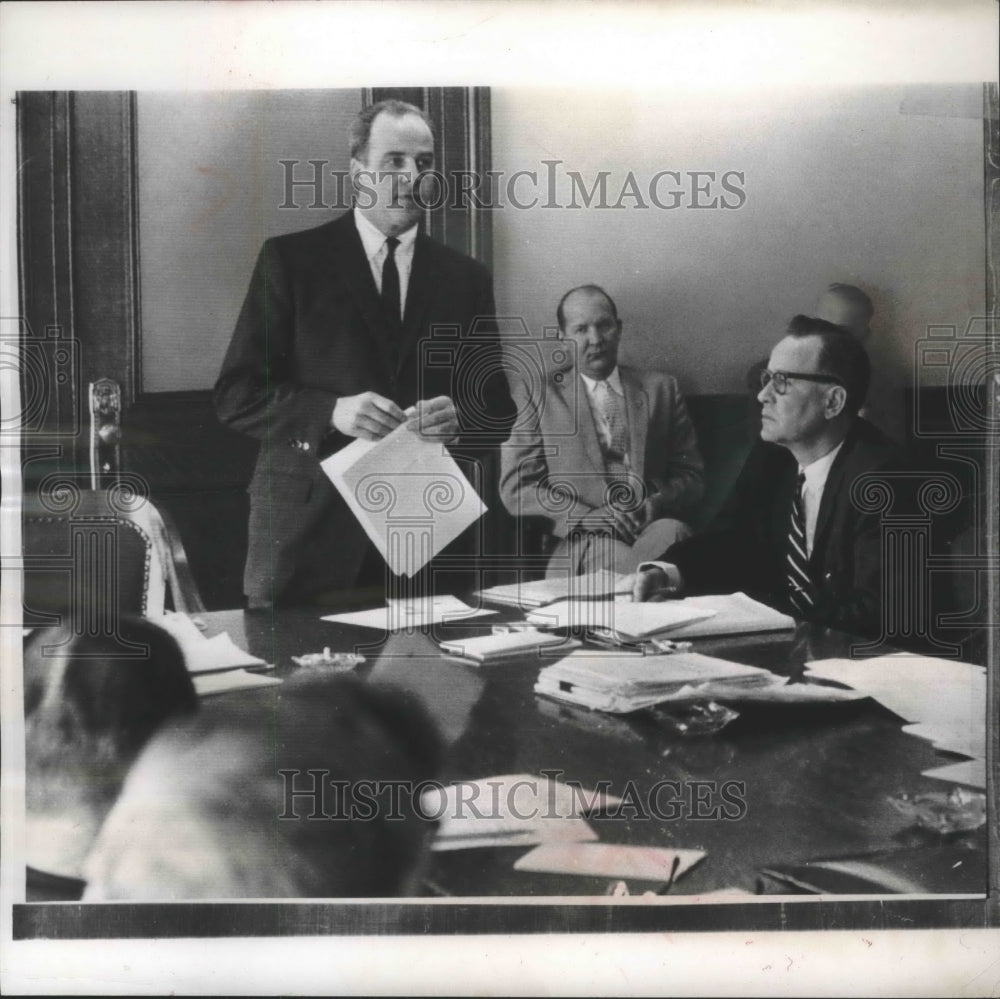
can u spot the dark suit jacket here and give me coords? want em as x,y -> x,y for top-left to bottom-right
499,365 -> 704,537
664,419 -> 902,637
214,212 -> 514,606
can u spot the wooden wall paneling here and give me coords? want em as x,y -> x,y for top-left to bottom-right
16,92 -> 81,483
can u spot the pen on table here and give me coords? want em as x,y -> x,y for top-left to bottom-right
648,638 -> 693,654
655,855 -> 682,895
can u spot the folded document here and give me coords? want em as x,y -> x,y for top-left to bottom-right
440,629 -> 581,664
526,600 -> 715,641
525,592 -> 794,641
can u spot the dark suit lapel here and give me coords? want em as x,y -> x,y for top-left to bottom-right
395,233 -> 440,376
810,432 -> 855,565
325,214 -> 397,374
621,369 -> 648,481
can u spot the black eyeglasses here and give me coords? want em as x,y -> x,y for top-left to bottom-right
760,369 -> 843,395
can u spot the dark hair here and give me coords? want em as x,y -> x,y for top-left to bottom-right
349,99 -> 433,162
786,314 -> 871,416
826,283 -> 874,323
556,284 -> 620,331
24,617 -> 197,802
83,675 -> 444,899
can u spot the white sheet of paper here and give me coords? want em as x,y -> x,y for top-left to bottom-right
921,758 -> 987,790
322,595 -> 496,631
192,669 -> 282,697
423,773 -> 621,852
663,592 -> 796,638
903,722 -> 986,760
320,422 -> 486,577
157,611 -> 269,673
805,655 -> 985,723
513,842 -> 705,883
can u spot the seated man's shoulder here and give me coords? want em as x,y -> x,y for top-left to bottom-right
620,364 -> 681,394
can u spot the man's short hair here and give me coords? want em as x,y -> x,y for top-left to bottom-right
349,99 -> 434,163
786,314 -> 871,416
826,283 -> 874,323
556,284 -> 620,331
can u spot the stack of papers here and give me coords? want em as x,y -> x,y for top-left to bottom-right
322,595 -> 496,631
535,649 -> 777,713
805,654 -> 987,788
422,774 -> 620,851
191,670 -> 283,698
440,629 -> 581,664
475,571 -> 632,609
525,592 -> 793,641
526,600 -> 716,641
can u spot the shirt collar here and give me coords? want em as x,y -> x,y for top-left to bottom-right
353,207 -> 419,262
799,440 -> 844,490
579,366 -> 624,396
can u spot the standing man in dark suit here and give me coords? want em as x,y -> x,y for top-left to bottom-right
215,100 -> 514,607
634,316 -> 902,638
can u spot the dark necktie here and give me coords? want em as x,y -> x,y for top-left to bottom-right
381,236 -> 401,336
786,472 -> 815,614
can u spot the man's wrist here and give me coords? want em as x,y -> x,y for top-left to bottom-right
638,561 -> 684,593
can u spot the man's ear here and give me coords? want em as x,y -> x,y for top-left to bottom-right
825,384 -> 848,419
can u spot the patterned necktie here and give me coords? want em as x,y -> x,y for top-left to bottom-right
595,380 -> 629,480
381,236 -> 401,336
786,472 -> 814,614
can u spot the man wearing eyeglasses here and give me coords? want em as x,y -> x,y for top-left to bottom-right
633,315 -> 901,638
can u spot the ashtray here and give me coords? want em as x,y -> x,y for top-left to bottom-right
290,647 -> 365,671
647,700 -> 739,737
888,787 -> 987,835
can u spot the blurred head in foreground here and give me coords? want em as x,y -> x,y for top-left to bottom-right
24,619 -> 197,880
82,674 -> 443,899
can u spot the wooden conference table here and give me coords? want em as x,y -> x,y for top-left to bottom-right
201,603 -> 987,899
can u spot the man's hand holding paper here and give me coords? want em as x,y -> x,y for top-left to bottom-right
407,394 -> 459,443
332,391 -> 407,441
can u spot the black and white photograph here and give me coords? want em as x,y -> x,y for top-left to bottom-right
1,1 -> 998,995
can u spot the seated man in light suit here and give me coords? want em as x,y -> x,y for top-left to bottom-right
500,284 -> 704,577
634,315 -> 903,639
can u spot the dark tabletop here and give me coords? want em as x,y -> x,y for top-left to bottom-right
200,604 -> 987,898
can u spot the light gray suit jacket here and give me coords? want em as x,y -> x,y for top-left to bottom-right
499,364 -> 704,539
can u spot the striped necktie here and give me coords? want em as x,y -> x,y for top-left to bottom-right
594,380 -> 629,480
786,472 -> 815,614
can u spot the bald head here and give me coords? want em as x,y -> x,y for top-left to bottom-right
557,285 -> 622,380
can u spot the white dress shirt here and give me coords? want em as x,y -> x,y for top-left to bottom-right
798,440 -> 843,556
579,367 -> 630,467
353,207 -> 418,320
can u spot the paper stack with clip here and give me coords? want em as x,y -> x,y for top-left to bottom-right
534,649 -> 777,714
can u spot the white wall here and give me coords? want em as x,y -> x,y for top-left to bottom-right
491,85 -> 987,439
138,90 -> 361,393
